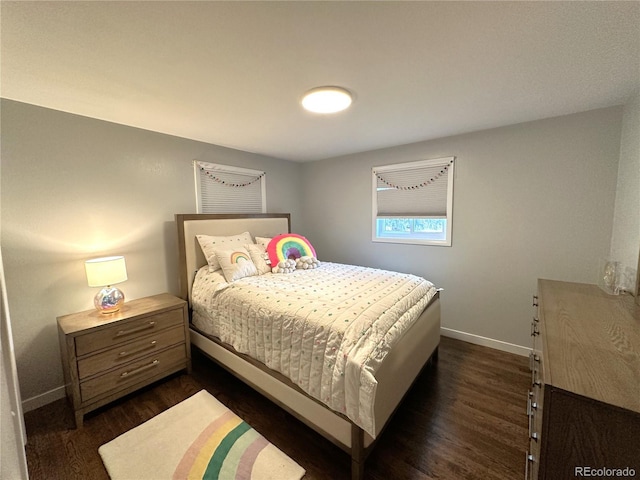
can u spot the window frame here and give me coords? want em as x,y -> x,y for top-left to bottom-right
372,156 -> 455,247
194,161 -> 266,214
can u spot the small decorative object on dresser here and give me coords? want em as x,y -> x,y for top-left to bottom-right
526,279 -> 640,480
57,293 -> 191,428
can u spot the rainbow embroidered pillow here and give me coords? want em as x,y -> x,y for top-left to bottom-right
214,247 -> 258,282
196,232 -> 253,272
266,233 -> 316,267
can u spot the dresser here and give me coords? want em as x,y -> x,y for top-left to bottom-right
527,280 -> 640,479
57,293 -> 191,427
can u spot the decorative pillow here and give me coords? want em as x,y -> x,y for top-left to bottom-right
196,232 -> 253,271
271,259 -> 296,274
245,244 -> 272,275
296,256 -> 320,270
214,247 -> 258,282
266,233 -> 316,267
255,236 -> 272,249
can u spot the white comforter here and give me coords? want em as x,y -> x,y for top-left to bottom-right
191,261 -> 437,437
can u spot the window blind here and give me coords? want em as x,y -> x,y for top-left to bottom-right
374,159 -> 453,217
195,162 -> 266,214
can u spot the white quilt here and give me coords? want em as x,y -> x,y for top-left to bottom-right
191,262 -> 437,437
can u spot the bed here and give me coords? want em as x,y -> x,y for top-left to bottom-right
176,213 -> 441,479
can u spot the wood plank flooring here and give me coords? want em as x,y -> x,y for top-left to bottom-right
24,336 -> 530,480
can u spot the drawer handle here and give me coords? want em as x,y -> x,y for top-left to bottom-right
528,352 -> 540,371
118,341 -> 157,358
530,322 -> 539,337
532,373 -> 541,389
525,452 -> 534,480
120,359 -> 159,378
530,432 -> 538,442
115,321 -> 156,337
532,316 -> 539,324
532,295 -> 538,307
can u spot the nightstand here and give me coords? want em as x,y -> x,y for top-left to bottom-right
57,293 -> 191,428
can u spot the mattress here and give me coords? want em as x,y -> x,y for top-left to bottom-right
191,261 -> 437,437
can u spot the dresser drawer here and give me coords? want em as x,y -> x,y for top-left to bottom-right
77,325 -> 186,380
526,444 -> 540,480
526,384 -> 544,480
80,344 -> 187,402
75,308 -> 184,356
528,387 -> 543,441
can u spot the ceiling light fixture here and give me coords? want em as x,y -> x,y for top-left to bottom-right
301,86 -> 352,114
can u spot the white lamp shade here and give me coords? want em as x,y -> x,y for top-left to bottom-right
85,256 -> 128,287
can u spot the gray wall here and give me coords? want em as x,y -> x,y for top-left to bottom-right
1,99 -> 632,408
299,107 -> 623,348
0,99 -> 302,407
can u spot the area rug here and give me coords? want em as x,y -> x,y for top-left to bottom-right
99,390 -> 305,480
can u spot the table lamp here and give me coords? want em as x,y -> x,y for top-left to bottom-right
84,256 -> 128,314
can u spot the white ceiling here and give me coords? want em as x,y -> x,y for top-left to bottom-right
1,1 -> 639,162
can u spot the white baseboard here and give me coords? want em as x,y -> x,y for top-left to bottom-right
441,327 -> 531,357
21,385 -> 66,413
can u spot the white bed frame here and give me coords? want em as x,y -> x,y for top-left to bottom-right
176,213 -> 440,479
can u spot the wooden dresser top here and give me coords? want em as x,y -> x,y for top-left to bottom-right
57,293 -> 186,336
538,279 -> 640,414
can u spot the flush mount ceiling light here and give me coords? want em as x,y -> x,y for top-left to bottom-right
301,86 -> 353,114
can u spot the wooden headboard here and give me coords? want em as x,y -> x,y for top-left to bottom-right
175,213 -> 291,302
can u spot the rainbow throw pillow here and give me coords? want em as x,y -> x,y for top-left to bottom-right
266,233 -> 316,267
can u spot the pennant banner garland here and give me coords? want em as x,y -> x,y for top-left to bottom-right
199,165 -> 265,188
374,159 -> 454,190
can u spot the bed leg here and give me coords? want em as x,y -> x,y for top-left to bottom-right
430,345 -> 439,364
351,424 -> 365,480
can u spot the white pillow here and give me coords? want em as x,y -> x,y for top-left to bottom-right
197,232 -> 253,271
255,236 -> 272,249
214,247 -> 258,282
245,244 -> 271,275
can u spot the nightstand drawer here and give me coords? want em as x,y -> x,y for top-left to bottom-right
77,325 -> 186,380
75,308 -> 184,356
80,344 -> 187,402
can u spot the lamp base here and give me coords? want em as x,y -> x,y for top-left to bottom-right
94,286 -> 125,314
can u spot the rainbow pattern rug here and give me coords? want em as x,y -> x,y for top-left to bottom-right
99,390 -> 305,480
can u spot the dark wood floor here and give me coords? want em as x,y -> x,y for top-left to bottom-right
24,336 -> 530,480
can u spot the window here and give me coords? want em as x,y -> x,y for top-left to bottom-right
372,156 -> 455,246
194,161 -> 266,213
